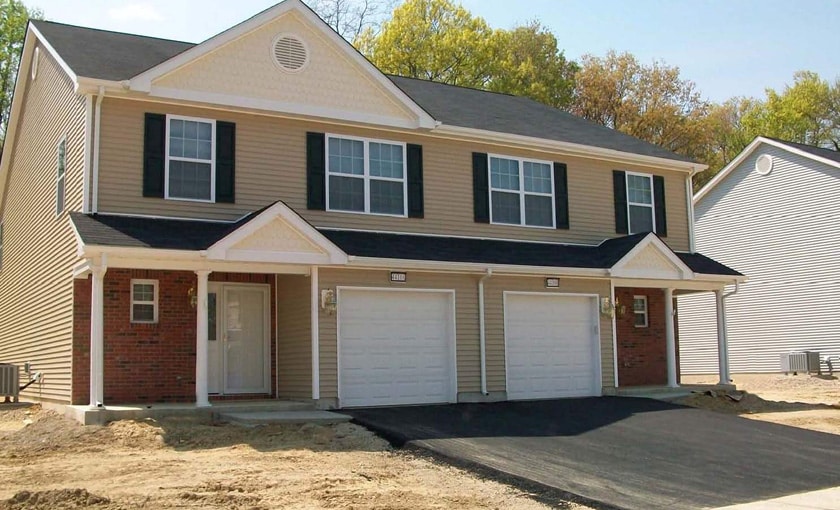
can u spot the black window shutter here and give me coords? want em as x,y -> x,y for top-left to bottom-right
215,121 -> 236,203
613,170 -> 628,234
653,175 -> 667,237
473,152 -> 489,223
307,132 -> 326,210
406,144 -> 424,218
143,113 -> 166,198
553,162 -> 569,229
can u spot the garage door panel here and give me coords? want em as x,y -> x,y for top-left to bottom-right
506,294 -> 600,400
339,289 -> 455,407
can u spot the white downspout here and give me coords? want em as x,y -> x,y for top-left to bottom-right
82,94 -> 93,213
91,86 -> 105,214
478,268 -> 492,396
686,169 -> 697,253
720,281 -> 740,383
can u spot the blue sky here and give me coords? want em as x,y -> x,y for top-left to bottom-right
28,0 -> 840,103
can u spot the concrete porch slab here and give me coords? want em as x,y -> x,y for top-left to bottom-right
52,400 -> 315,425
615,383 -> 737,400
220,410 -> 352,426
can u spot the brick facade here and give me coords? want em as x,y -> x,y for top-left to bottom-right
615,287 -> 680,387
72,269 -> 276,404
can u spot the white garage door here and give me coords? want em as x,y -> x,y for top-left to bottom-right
338,289 -> 456,407
505,293 -> 600,400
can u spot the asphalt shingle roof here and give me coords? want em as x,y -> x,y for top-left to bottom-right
31,19 -> 692,163
70,213 -> 741,276
765,137 -> 840,165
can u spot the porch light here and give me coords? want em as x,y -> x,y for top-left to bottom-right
188,287 -> 197,309
600,297 -> 624,318
320,289 -> 337,314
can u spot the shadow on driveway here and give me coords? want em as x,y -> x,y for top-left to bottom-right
347,397 -> 840,510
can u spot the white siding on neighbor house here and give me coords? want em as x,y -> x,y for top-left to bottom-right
679,143 -> 840,373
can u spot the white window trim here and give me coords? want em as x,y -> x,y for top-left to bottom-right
56,137 -> 66,216
488,153 -> 556,229
131,279 -> 159,324
164,114 -> 216,203
633,295 -> 648,328
625,171 -> 656,235
325,133 -> 408,218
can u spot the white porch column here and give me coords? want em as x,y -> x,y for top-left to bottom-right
311,266 -> 320,401
715,289 -> 730,385
195,270 -> 211,407
664,288 -> 678,388
89,264 -> 106,408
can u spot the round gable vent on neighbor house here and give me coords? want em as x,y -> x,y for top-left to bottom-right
272,34 -> 309,73
755,153 -> 774,175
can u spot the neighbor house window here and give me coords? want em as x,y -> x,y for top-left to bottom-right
489,155 -> 555,227
56,138 -> 66,215
626,172 -> 655,234
166,115 -> 215,202
633,295 -> 648,327
326,134 -> 406,216
131,279 -> 158,323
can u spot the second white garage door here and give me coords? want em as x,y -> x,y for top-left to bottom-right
505,293 -> 601,400
338,288 -> 456,407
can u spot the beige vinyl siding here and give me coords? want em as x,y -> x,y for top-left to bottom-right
680,143 -> 840,373
483,277 -> 614,391
0,44 -> 87,403
275,274 -> 312,399
317,268 -> 480,399
97,97 -> 691,251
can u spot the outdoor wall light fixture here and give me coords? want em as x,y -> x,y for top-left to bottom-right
320,289 -> 337,314
187,287 -> 197,309
600,297 -> 624,318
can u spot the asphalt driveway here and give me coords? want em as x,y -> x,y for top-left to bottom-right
346,397 -> 840,510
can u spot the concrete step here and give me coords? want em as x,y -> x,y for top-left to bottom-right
219,410 -> 352,426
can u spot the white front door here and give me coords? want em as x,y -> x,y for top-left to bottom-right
338,288 -> 456,407
505,293 -> 601,400
207,283 -> 270,395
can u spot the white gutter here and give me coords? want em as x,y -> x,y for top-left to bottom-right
91,86 -> 105,213
477,268 -> 492,396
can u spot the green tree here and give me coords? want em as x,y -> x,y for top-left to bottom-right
487,20 -> 577,108
571,51 -> 709,157
306,0 -> 395,42
692,98 -> 760,190
355,0 -> 496,88
0,0 -> 41,146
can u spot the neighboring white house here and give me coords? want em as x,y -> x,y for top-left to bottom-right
679,136 -> 840,374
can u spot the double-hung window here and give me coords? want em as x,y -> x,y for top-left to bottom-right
489,155 -> 554,227
166,115 -> 215,202
626,172 -> 655,234
326,134 -> 407,216
633,295 -> 648,327
56,138 -> 66,215
131,279 -> 158,324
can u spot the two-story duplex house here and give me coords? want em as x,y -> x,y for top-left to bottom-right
0,0 -> 742,412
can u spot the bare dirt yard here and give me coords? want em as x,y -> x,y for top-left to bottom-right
0,405 -> 593,510
678,373 -> 840,435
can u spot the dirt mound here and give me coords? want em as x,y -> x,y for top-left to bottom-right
674,390 -> 838,415
1,489 -> 109,509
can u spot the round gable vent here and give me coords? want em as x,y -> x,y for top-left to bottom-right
755,153 -> 774,175
31,47 -> 40,80
272,34 -> 308,73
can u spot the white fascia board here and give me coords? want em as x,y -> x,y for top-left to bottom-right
609,233 -> 694,279
148,86 -> 424,130
612,278 -> 727,291
28,24 -> 78,88
694,136 -> 840,203
347,256 -> 610,278
128,0 -> 435,129
205,201 -> 347,264
433,124 -> 705,173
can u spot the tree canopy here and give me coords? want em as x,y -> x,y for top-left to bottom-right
0,0 -> 41,146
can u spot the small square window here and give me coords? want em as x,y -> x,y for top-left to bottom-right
633,295 -> 648,328
56,138 -> 66,216
131,279 -> 158,324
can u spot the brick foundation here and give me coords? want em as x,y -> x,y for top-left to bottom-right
615,287 -> 681,387
72,270 -> 276,405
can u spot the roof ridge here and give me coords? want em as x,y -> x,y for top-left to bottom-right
387,74 -> 518,99
763,136 -> 840,154
32,19 -> 197,46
